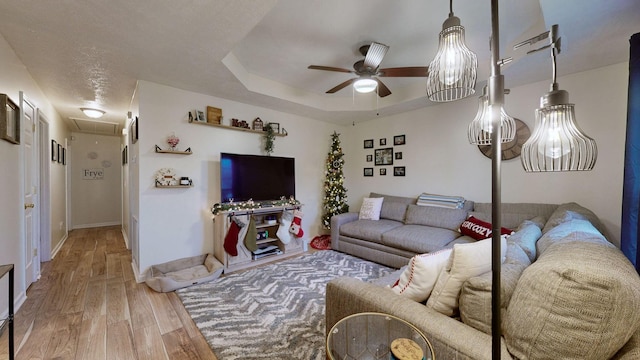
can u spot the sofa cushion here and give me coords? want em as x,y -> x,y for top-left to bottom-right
370,192 -> 416,205
468,211 -> 536,230
380,201 -> 409,222
508,219 -> 543,262
542,202 -> 605,235
405,204 -> 468,231
381,225 -> 461,253
474,202 -> 558,223
459,216 -> 513,240
359,197 -> 384,220
391,249 -> 453,302
339,219 -> 403,244
504,242 -> 640,360
459,242 -> 531,334
536,219 -> 611,257
426,235 -> 507,316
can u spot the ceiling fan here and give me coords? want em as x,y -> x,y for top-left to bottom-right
308,42 -> 429,97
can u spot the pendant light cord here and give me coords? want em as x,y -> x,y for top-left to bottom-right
449,0 -> 454,17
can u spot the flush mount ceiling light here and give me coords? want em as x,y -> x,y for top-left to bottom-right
81,108 -> 105,119
353,77 -> 378,93
519,25 -> 597,172
426,0 -> 477,102
468,86 -> 516,145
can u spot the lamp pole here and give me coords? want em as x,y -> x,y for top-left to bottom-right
488,0 -> 503,358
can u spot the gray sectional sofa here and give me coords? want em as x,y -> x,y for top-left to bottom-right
326,196 -> 640,359
331,192 -> 556,269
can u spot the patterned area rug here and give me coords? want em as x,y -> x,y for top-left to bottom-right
176,250 -> 392,360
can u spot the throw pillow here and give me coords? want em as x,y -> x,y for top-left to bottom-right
459,216 -> 513,240
504,242 -> 640,360
359,197 -> 384,220
426,235 -> 507,316
391,249 -> 453,302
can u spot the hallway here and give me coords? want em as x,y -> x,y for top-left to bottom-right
0,226 -> 216,360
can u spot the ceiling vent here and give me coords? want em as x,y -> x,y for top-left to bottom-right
69,117 -> 120,136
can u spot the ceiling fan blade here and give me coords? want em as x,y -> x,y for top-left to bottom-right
308,65 -> 354,73
326,78 -> 357,93
378,66 -> 429,77
363,42 -> 389,71
375,78 -> 392,97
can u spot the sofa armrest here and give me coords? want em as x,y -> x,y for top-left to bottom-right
330,212 -> 359,251
326,277 -> 512,360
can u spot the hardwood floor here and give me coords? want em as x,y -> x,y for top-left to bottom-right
0,226 -> 217,360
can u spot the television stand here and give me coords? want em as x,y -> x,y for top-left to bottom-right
213,205 -> 305,273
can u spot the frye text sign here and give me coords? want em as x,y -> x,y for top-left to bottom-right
83,168 -> 104,180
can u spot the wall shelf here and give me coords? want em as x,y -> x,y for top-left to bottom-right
189,120 -> 287,137
155,184 -> 193,188
155,145 -> 192,154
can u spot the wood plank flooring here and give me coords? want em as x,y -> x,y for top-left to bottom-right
0,226 -> 217,360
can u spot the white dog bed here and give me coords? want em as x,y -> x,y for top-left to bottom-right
145,253 -> 223,292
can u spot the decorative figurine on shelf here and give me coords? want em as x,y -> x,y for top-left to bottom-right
253,117 -> 263,131
167,133 -> 180,151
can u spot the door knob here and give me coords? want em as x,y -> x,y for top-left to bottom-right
24,203 -> 35,209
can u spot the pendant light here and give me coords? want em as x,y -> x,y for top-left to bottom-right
468,86 -> 516,145
520,25 -> 597,172
426,0 -> 477,102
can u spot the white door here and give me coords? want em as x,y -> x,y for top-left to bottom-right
21,92 -> 39,287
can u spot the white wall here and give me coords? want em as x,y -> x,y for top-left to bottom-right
70,132 -> 122,229
0,32 -> 70,314
134,81 -> 344,275
342,63 -> 628,246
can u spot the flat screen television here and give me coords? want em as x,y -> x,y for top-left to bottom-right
220,153 -> 296,203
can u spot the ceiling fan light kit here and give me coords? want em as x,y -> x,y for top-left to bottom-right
426,5 -> 477,102
81,107 -> 105,119
353,78 -> 378,93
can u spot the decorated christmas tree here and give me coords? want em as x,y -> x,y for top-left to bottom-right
322,131 -> 349,229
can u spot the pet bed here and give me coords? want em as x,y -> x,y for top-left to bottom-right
145,253 -> 223,292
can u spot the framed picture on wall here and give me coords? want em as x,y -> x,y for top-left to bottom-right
0,94 -> 20,145
364,139 -> 374,149
131,117 -> 139,144
51,140 -> 57,162
380,138 -> 387,146
375,148 -> 393,166
57,144 -> 62,163
380,168 -> 386,176
62,147 -> 66,165
366,154 -> 373,162
394,166 -> 406,176
395,152 -> 402,160
394,134 -> 406,145
364,168 -> 373,177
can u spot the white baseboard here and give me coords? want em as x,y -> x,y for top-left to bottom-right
72,221 -> 121,230
50,233 -> 68,259
131,260 -> 146,283
121,227 -> 130,249
1,290 -> 27,322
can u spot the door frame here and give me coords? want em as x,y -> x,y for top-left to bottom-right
38,110 -> 51,262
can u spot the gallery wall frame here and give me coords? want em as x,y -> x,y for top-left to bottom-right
0,94 -> 20,144
364,139 -> 373,149
375,147 -> 393,166
394,134 -> 406,145
364,168 -> 373,177
57,144 -> 62,163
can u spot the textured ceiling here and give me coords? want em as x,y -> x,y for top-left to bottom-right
0,0 -> 637,134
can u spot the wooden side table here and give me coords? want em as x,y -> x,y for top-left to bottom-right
0,264 -> 14,360
326,312 -> 435,360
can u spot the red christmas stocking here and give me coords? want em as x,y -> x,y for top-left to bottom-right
289,210 -> 304,238
224,219 -> 241,256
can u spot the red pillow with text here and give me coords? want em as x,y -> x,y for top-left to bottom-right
459,216 -> 513,240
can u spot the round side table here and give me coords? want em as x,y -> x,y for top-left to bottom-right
326,312 -> 435,360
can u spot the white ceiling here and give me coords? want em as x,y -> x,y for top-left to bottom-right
0,0 -> 638,134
